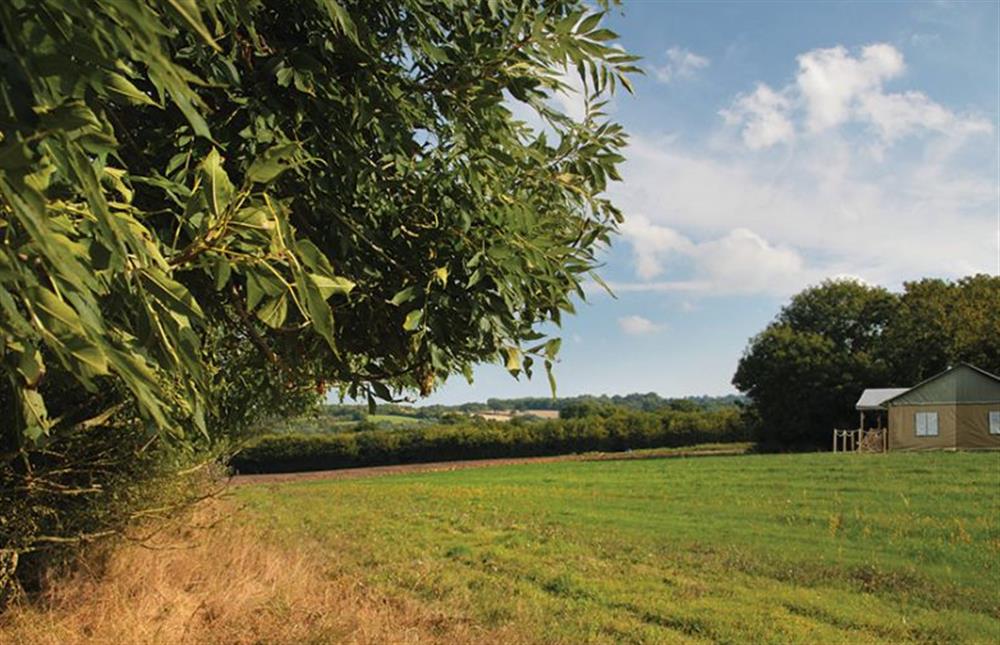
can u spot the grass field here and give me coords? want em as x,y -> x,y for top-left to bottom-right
239,452 -> 1000,644
365,413 -> 429,426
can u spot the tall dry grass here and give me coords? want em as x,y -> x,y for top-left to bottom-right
0,498 -> 512,645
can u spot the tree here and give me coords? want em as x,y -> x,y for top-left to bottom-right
880,275 -> 1000,383
732,279 -> 898,445
0,0 -> 636,591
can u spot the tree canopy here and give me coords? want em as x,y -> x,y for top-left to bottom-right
0,0 -> 637,591
0,0 -> 636,449
733,276 -> 1000,446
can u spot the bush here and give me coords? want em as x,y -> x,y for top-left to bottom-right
231,408 -> 750,474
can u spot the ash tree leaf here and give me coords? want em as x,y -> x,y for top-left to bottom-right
103,71 -> 159,106
256,294 -> 288,328
140,269 -> 204,321
545,338 -> 561,361
198,149 -> 234,218
247,143 -> 302,184
504,346 -> 521,375
403,309 -> 423,331
309,273 -> 355,299
20,388 -> 50,442
390,286 -> 416,306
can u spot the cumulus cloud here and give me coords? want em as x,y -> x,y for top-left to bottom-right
721,43 -> 993,149
720,83 -> 796,149
797,43 -> 904,132
620,214 -> 693,279
654,46 -> 710,83
694,229 -> 805,294
618,219 -> 809,296
618,315 -> 664,335
605,41 -> 997,298
610,122 -> 996,296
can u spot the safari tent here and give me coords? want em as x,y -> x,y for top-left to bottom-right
859,363 -> 1000,452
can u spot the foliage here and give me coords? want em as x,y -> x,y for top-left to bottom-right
733,275 -> 1000,446
0,0 -> 634,448
879,275 -> 1000,384
231,407 -> 749,473
0,0 -> 635,591
238,452 -> 1000,643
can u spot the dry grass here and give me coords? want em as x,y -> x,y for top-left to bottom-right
0,498 -> 514,645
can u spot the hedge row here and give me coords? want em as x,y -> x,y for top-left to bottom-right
230,408 -> 750,473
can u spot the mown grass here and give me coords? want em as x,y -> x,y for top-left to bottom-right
240,451 -> 1000,644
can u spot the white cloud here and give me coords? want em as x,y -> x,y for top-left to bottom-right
605,42 -> 997,298
721,43 -> 993,149
618,315 -> 664,335
620,214 -> 693,279
610,121 -> 997,296
654,46 -> 710,83
720,83 -> 796,149
694,228 -> 805,294
797,43 -> 904,132
619,219 -> 809,296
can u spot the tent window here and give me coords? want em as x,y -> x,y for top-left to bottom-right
915,412 -> 939,437
990,411 -> 1000,435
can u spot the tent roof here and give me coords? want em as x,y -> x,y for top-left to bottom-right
856,388 -> 909,410
883,363 -> 1000,407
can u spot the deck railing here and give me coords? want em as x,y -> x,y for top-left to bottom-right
832,428 -> 886,453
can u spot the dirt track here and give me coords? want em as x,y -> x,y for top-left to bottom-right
230,447 -> 749,486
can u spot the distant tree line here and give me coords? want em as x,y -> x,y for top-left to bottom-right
232,407 -> 750,473
734,275 -> 1000,448
484,393 -> 745,412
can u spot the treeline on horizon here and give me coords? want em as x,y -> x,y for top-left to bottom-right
232,406 -> 750,474
252,392 -> 745,435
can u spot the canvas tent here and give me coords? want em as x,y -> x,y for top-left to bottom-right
878,363 -> 1000,451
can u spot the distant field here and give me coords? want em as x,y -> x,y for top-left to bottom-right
365,413 -> 428,426
239,452 -> 1000,644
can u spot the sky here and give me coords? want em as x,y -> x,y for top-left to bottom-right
423,1 -> 1000,406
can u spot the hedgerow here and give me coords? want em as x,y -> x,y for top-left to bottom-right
231,409 -> 749,473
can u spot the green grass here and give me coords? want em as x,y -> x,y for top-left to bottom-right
238,451 -> 1000,644
364,413 -> 428,426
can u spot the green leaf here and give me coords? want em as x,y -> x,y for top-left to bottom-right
545,338 -> 561,361
403,309 -> 423,331
104,71 -> 159,106
309,273 -> 355,299
20,388 -> 50,442
165,0 -> 222,51
15,345 -> 45,387
577,12 -> 603,34
256,294 -> 288,328
315,0 -> 359,43
247,143 -> 301,184
294,266 -> 337,353
37,100 -> 101,133
198,148 -> 234,218
390,286 -> 416,306
371,380 -> 391,401
141,268 -> 204,320
545,359 -> 557,397
504,346 -> 521,374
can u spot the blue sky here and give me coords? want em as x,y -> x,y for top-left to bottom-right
423,1 -> 1000,405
